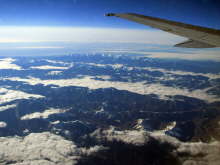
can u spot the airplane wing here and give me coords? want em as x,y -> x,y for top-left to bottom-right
105,13 -> 220,48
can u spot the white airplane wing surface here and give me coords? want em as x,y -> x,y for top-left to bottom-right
106,13 -> 220,48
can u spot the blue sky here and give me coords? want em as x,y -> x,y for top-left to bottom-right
0,0 -> 219,28
0,0 -> 219,58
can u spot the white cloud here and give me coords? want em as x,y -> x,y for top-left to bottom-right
0,132 -> 105,165
20,108 -> 68,120
3,76 -> 220,102
147,51 -> 220,62
82,62 -> 220,80
95,75 -> 112,80
0,88 -> 44,105
0,104 -> 17,112
0,121 -> 7,128
70,62 -> 220,80
0,132 -> 78,165
30,65 -> 69,70
51,120 -> 61,125
102,49 -> 220,62
0,58 -> 22,70
80,145 -> 107,157
0,128 -> 219,165
137,66 -> 220,79
134,119 -> 176,135
0,26 -> 183,45
45,60 -> 72,66
80,62 -> 124,69
91,127 -> 220,165
104,47 -> 220,63
91,126 -> 149,146
47,71 -> 63,75
152,134 -> 220,165
75,61 -> 220,79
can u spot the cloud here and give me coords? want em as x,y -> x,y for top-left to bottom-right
80,61 -> 220,79
0,128 -> 219,165
89,127 -> 220,165
136,66 -> 220,79
134,119 -> 176,135
47,71 -> 63,75
0,132 -> 78,165
90,126 -> 149,146
0,132 -> 105,165
0,26 -> 183,45
3,76 -> 220,102
0,88 -> 44,105
79,146 -> 107,157
147,51 -> 220,62
0,58 -> 22,70
75,62 -> 220,80
102,49 -> 220,62
79,62 -> 124,70
150,133 -> 220,165
45,60 -> 72,66
0,121 -> 7,128
20,108 -> 68,120
30,65 -> 69,70
0,104 -> 17,112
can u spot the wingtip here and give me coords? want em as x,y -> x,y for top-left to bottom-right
105,13 -> 116,17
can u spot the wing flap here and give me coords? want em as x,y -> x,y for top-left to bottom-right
175,40 -> 216,48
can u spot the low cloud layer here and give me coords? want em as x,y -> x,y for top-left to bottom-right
3,76 -> 220,102
80,62 -> 124,70
45,60 -> 72,66
0,88 -> 44,105
0,132 -> 78,165
153,134 -> 220,165
30,65 -> 69,70
20,108 -> 68,120
89,127 -> 220,165
147,51 -> 220,62
0,128 -> 219,165
75,62 -> 220,80
47,71 -> 63,75
91,126 -> 149,146
0,58 -> 22,70
100,49 -> 220,62
0,132 -> 105,165
0,104 -> 17,112
139,67 -> 220,80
